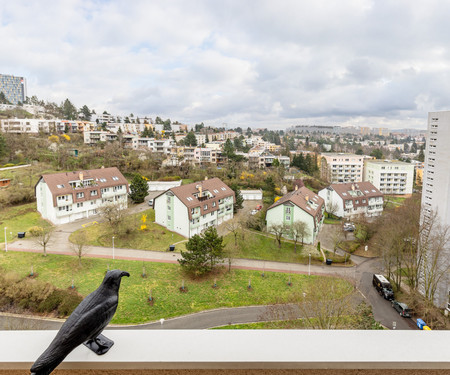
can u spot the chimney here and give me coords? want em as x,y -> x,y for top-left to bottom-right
305,195 -> 309,202
205,176 -> 208,180
351,184 -> 355,191
295,185 -> 298,191
79,172 -> 83,181
199,186 -> 202,198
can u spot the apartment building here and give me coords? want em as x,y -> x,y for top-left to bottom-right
154,178 -> 235,238
266,186 -> 325,244
35,167 -> 128,225
0,74 -> 26,104
320,153 -> 365,183
364,160 -> 414,195
318,182 -> 383,219
421,111 -> 450,310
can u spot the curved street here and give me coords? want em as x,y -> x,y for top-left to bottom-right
3,203 -> 416,330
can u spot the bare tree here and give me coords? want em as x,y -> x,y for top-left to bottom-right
294,276 -> 356,329
70,230 -> 90,266
330,225 -> 344,254
34,226 -> 54,257
326,200 -> 340,219
225,217 -> 241,247
290,220 -> 308,252
97,201 -> 127,236
419,218 -> 450,303
268,223 -> 288,248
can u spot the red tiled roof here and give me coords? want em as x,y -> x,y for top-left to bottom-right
269,186 -> 324,220
160,177 -> 235,220
36,167 -> 128,207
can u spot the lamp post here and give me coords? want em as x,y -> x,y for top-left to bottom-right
4,227 -> 7,252
112,236 -> 115,260
308,253 -> 311,276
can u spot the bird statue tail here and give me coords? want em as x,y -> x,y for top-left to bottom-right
30,347 -> 70,375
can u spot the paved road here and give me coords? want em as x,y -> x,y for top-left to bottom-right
4,210 -> 416,330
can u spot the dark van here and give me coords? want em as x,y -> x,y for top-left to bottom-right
373,274 -> 394,300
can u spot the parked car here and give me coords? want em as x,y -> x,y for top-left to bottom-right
343,223 -> 355,232
391,301 -> 412,318
148,198 -> 154,207
251,209 -> 258,215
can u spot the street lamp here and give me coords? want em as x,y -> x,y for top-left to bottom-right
308,253 -> 311,276
4,227 -> 7,252
112,236 -> 115,260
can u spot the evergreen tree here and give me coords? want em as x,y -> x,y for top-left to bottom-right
178,227 -> 224,275
223,139 -> 236,160
0,91 -> 11,104
62,99 -> 78,120
417,145 -> 425,162
0,132 -> 7,160
80,105 -> 92,121
184,131 -> 197,146
128,174 -> 149,203
230,183 -> 244,213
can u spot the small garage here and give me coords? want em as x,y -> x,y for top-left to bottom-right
240,189 -> 263,200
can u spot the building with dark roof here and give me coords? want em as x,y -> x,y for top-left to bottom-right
266,186 -> 325,244
35,167 -> 129,224
154,177 -> 235,238
318,181 -> 383,219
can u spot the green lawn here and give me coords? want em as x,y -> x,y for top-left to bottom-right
0,203 -> 48,244
0,251 -> 336,325
223,230 -> 322,264
70,209 -> 187,252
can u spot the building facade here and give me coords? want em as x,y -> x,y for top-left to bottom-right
154,178 -> 235,238
318,182 -> 383,219
0,74 -> 26,104
35,167 -> 128,225
320,153 -> 364,183
364,160 -> 414,195
266,186 -> 325,244
421,111 -> 450,309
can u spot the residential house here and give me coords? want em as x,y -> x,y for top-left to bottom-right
35,167 -> 129,225
154,178 -> 235,238
318,182 -> 383,219
266,186 -> 325,244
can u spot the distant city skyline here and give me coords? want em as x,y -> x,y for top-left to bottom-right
1,1 -> 448,129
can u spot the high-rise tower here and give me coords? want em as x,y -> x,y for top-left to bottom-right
0,74 -> 27,104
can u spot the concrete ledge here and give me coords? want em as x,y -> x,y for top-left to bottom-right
0,330 -> 449,370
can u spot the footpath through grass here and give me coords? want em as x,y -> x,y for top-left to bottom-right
70,209 -> 187,252
0,203 -> 48,244
0,251 -> 335,325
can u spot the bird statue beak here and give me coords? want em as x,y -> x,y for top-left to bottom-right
121,271 -> 130,278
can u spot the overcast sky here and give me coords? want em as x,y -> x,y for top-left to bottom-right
2,0 -> 450,129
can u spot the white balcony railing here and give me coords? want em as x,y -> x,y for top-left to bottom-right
0,330 -> 448,371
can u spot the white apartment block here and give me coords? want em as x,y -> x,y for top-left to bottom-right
318,182 -> 383,219
320,153 -> 365,183
35,167 -> 129,225
364,160 -> 414,195
154,178 -> 235,238
421,111 -> 450,310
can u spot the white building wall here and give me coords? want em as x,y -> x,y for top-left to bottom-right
421,112 -> 450,309
364,161 -> 414,195
318,188 -> 345,218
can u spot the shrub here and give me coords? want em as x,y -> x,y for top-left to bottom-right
29,226 -> 43,237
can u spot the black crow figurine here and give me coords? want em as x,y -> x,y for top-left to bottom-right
30,269 -> 130,375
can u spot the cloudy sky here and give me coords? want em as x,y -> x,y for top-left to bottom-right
2,0 -> 450,129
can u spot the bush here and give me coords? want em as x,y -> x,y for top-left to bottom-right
29,226 -> 43,237
0,268 -> 83,317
